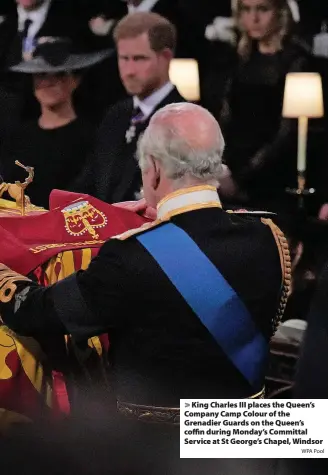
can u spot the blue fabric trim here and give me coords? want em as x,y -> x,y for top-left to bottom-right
137,223 -> 267,389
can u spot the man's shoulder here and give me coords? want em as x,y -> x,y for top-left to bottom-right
95,98 -> 132,146
96,219 -> 164,262
160,86 -> 186,107
223,209 -> 291,329
100,98 -> 132,124
225,207 -> 276,218
224,208 -> 285,233
111,219 -> 163,242
105,209 -> 284,250
222,208 -> 290,272
226,209 -> 289,251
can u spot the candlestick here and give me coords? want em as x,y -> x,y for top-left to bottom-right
282,73 -> 324,209
297,116 -> 308,173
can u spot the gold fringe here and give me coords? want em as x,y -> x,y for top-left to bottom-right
0,265 -> 31,303
261,219 -> 292,334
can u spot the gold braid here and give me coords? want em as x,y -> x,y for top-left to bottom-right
0,182 -> 9,198
0,264 -> 31,305
261,219 -> 292,335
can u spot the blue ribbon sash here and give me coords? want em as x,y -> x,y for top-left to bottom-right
136,222 -> 267,390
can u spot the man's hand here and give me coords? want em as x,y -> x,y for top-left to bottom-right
205,17 -> 236,45
89,16 -> 114,36
112,199 -> 157,220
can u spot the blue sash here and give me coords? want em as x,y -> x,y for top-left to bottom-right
136,223 -> 267,390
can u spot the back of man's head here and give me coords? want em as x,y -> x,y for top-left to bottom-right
137,102 -> 225,184
113,12 -> 176,53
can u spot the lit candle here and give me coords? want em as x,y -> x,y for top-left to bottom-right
282,73 -> 324,178
297,116 -> 308,173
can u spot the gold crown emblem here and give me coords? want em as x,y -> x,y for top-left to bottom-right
61,201 -> 107,239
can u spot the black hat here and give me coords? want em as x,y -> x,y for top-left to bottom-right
10,36 -> 113,74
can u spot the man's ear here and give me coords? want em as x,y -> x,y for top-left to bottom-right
161,48 -> 173,62
149,156 -> 161,190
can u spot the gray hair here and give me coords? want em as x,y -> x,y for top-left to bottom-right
137,103 -> 225,183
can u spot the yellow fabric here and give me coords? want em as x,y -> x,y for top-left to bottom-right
45,251 -> 75,285
0,326 -> 53,407
0,198 -> 45,216
0,246 -> 101,431
0,264 -> 31,304
81,247 -> 92,270
44,248 -> 103,353
156,185 -> 220,209
0,198 -> 18,210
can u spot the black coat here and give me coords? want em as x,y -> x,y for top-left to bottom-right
74,86 -> 185,203
0,196 -> 290,474
219,37 -> 311,212
95,0 -> 208,60
2,0 -> 109,68
0,0 -> 112,123
0,204 -> 286,404
80,0 -> 212,112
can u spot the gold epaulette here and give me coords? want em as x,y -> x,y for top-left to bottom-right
261,218 -> 292,334
0,264 -> 31,305
112,219 -> 164,241
226,209 -> 276,217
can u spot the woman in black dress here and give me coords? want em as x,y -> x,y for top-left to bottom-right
0,38 -> 110,208
220,0 -> 311,211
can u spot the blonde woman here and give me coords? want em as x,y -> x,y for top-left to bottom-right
220,0 -> 311,212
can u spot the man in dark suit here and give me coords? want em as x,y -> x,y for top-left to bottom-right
2,0 -> 106,65
88,0 -> 212,107
89,0 -> 207,60
0,101 -> 289,474
75,12 -> 185,203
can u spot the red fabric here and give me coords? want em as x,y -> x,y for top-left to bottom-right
0,191 -> 149,425
0,343 -> 52,419
52,371 -> 71,415
0,190 -> 149,275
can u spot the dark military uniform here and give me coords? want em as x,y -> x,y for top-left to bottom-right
0,185 -> 290,403
0,185 -> 290,474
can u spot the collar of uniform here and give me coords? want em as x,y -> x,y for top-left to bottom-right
127,0 -> 160,13
18,0 -> 52,36
133,82 -> 174,120
157,185 -> 222,220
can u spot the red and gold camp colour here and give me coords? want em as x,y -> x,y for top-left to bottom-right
0,190 -> 148,431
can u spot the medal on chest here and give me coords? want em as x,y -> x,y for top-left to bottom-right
125,124 -> 136,144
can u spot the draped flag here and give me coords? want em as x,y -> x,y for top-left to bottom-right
0,190 -> 148,430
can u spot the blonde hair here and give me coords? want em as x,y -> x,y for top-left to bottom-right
233,0 -> 292,59
113,12 -> 176,53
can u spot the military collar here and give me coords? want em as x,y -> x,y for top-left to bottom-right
157,185 -> 222,220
